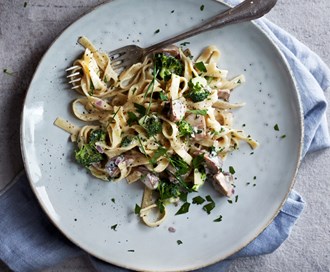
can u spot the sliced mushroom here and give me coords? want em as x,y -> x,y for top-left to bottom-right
105,155 -> 134,178
212,172 -> 234,197
185,113 -> 206,140
168,98 -> 187,122
217,89 -> 231,101
137,167 -> 160,190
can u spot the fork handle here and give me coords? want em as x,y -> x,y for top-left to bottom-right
144,0 -> 277,55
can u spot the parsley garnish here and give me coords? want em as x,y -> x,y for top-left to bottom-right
159,91 -> 169,101
154,29 -> 160,34
274,124 -> 279,131
280,134 -> 287,139
177,240 -> 183,245
192,196 -> 205,205
133,103 -> 146,116
127,112 -> 138,126
111,224 -> 118,231
175,202 -> 190,215
213,215 -> 223,222
111,198 -> 115,203
149,146 -> 167,165
134,204 -> 141,214
195,62 -> 207,72
200,4 -> 205,11
180,42 -> 190,46
187,109 -> 208,116
203,195 -> 215,214
24,2 -> 28,7
229,166 -> 236,175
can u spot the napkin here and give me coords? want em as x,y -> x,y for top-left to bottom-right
1,5 -> 330,272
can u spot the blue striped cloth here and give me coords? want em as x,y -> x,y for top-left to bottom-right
1,6 -> 330,272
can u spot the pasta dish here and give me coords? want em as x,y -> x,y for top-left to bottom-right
55,36 -> 258,227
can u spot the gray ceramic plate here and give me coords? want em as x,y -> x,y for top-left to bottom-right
20,0 -> 303,271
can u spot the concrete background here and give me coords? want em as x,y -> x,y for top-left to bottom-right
0,0 -> 329,271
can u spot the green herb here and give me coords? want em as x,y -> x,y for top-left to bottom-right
127,112 -> 138,126
280,134 -> 287,139
227,199 -> 233,204
157,180 -> 181,213
235,195 -> 239,203
180,42 -> 190,46
200,4 -> 205,11
229,166 -> 236,175
134,204 -> 141,214
168,155 -> 190,176
213,215 -> 223,222
205,76 -> 214,84
127,249 -> 135,252
150,146 -> 167,164
154,29 -> 160,34
177,240 -> 183,245
89,80 -> 95,95
203,195 -> 215,214
111,106 -> 121,120
192,154 -> 205,170
134,103 -> 146,116
187,109 -> 208,116
171,10 -> 175,13
192,196 -> 205,205
274,124 -> 279,131
203,202 -> 215,214
195,62 -> 207,72
111,198 -> 115,203
175,202 -> 190,215
111,224 -> 118,231
136,135 -> 148,158
24,2 -> 28,7
159,91 -> 169,101
179,192 -> 188,202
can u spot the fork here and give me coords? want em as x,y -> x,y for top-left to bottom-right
67,0 -> 277,84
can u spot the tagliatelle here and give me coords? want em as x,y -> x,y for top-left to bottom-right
55,36 -> 258,227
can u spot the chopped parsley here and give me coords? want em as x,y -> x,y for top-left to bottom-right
127,112 -> 138,126
159,91 -> 169,101
200,4 -> 205,11
24,2 -> 28,8
180,42 -> 190,46
229,166 -> 236,175
111,224 -> 118,231
134,204 -> 141,214
175,202 -> 190,215
149,146 -> 167,165
187,109 -> 208,116
154,29 -> 160,34
213,215 -> 223,222
195,61 -> 207,73
177,240 -> 183,245
203,195 -> 215,214
192,196 -> 205,205
274,124 -> 279,131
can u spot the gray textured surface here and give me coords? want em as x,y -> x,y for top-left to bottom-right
0,0 -> 329,271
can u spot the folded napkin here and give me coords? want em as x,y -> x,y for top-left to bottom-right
1,3 -> 330,272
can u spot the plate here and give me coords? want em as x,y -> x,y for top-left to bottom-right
20,0 -> 303,271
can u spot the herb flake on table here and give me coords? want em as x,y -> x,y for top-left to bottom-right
192,196 -> 205,205
24,2 -> 28,8
111,224 -> 118,231
229,166 -> 235,175
175,202 -> 190,215
213,215 -> 223,222
134,204 -> 141,214
154,29 -> 160,34
200,4 -> 205,11
177,240 -> 183,245
274,124 -> 279,131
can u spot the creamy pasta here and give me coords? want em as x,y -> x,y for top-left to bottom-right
55,36 -> 258,227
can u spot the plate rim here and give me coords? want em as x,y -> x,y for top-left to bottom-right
20,0 -> 304,270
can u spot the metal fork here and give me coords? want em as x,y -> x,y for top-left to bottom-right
67,0 -> 277,84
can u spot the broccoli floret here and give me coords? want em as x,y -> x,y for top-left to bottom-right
154,53 -> 184,81
75,129 -> 106,167
89,129 -> 106,144
139,114 -> 162,137
176,120 -> 193,137
187,79 -> 210,102
75,144 -> 104,167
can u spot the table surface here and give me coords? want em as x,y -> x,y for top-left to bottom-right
0,0 -> 329,271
